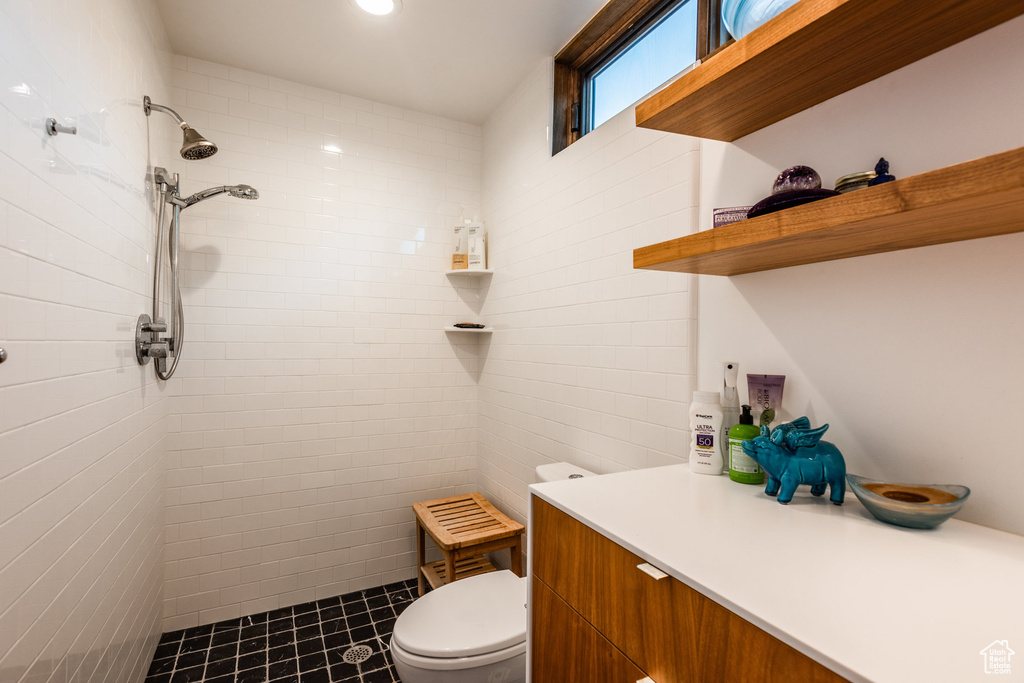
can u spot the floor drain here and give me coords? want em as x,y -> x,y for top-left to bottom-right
342,644 -> 374,664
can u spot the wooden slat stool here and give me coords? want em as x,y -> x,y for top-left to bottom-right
413,492 -> 525,596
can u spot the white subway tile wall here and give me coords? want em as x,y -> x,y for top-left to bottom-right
0,1 -> 174,682
477,59 -> 698,524
162,58 -> 482,630
1,6 -> 700,674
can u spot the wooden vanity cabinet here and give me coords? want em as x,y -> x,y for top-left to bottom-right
531,498 -> 848,683
532,578 -> 647,682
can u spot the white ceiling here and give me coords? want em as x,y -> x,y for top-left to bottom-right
155,0 -> 607,125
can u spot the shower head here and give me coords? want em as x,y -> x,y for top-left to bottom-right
180,126 -> 218,160
179,184 -> 260,209
144,95 -> 219,160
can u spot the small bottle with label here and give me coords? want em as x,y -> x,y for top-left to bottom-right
728,404 -> 764,484
689,391 -> 723,475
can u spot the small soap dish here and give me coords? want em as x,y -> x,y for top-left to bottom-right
847,474 -> 970,529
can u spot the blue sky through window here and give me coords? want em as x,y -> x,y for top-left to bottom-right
589,1 -> 698,130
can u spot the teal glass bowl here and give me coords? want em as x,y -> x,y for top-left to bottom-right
721,0 -> 802,39
847,474 -> 970,529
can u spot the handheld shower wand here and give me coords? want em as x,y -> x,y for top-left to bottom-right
143,95 -> 218,160
174,184 -> 260,208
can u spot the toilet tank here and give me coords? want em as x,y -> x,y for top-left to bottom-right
535,462 -> 596,483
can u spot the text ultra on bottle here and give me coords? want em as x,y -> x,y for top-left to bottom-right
689,391 -> 724,475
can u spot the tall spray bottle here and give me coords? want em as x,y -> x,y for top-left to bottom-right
720,362 -> 741,473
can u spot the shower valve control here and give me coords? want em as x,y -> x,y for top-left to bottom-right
136,314 -> 172,365
146,341 -> 169,359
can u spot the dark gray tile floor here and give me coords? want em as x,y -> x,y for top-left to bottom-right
145,578 -> 417,683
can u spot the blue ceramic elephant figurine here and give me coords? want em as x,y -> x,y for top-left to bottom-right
741,417 -> 846,505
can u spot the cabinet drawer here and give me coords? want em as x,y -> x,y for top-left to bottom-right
532,498 -> 848,683
533,498 -> 701,681
532,576 -> 646,683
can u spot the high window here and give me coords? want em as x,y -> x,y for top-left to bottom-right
553,0 -> 726,155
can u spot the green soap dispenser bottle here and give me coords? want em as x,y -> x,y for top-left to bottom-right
728,405 -> 764,484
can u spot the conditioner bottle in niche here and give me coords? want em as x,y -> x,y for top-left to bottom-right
728,405 -> 764,484
451,224 -> 468,269
467,224 -> 487,270
689,391 -> 723,475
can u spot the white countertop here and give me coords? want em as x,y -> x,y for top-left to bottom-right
529,465 -> 1024,683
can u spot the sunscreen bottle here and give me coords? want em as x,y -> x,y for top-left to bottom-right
689,391 -> 723,475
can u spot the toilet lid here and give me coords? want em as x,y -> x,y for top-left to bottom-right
393,570 -> 527,658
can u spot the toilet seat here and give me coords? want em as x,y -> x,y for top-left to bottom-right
391,570 -> 527,659
390,637 -> 526,672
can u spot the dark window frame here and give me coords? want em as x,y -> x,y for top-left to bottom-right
553,0 -> 728,155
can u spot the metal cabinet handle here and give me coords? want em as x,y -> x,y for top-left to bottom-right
636,562 -> 668,581
0,347 -> 7,364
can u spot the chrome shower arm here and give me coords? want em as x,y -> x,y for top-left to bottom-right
144,95 -> 187,128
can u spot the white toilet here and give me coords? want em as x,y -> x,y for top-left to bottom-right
390,462 -> 595,683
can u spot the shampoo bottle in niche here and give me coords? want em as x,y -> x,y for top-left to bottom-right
689,391 -> 723,475
720,362 -> 740,472
728,405 -> 764,484
467,223 -> 487,270
451,224 -> 468,269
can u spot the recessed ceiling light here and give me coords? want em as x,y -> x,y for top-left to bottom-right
352,0 -> 402,16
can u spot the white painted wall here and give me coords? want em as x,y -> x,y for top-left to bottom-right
478,58 -> 699,529
161,58 -> 483,629
697,16 -> 1024,535
0,1 -> 174,682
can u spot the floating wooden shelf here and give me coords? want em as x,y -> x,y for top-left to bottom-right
633,147 -> 1024,276
635,0 -> 1024,141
